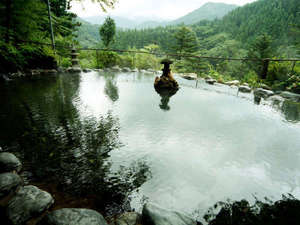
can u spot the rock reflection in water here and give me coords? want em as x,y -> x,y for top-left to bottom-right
254,96 -> 300,122
156,89 -> 178,111
281,101 -> 300,122
0,73 -> 151,216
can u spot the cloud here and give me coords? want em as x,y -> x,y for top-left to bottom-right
70,0 -> 257,20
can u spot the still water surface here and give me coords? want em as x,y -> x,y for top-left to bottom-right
1,71 -> 300,220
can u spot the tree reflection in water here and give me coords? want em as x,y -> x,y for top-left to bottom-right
203,195 -> 300,225
104,74 -> 119,102
0,73 -> 151,215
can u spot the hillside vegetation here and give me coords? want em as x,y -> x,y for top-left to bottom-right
77,0 -> 300,93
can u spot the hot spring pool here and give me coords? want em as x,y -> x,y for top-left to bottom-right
1,71 -> 300,221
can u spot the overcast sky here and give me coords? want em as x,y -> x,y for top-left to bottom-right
70,0 -> 257,20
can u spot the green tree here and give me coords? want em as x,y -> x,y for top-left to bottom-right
247,33 -> 273,79
99,16 -> 116,48
173,26 -> 198,55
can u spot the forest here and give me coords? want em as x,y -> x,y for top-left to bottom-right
0,0 -> 299,93
77,0 -> 300,93
1,1 -> 300,225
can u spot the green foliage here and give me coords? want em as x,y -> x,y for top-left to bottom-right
96,51 -> 119,68
242,71 -> 259,87
99,16 -> 116,48
173,26 -> 198,55
117,53 -> 135,69
0,0 -> 81,72
247,34 -> 274,78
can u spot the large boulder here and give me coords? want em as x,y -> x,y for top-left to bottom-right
238,85 -> 251,93
280,91 -> 300,102
110,212 -> 141,225
254,88 -> 274,99
7,185 -> 54,225
0,152 -> 22,173
39,208 -> 108,225
0,173 -> 22,199
142,203 -> 198,225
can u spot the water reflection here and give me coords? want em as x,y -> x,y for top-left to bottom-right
0,73 -> 151,215
155,89 -> 178,111
104,74 -> 119,102
254,96 -> 300,122
282,101 -> 300,122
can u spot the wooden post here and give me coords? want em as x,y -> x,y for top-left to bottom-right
96,50 -> 99,69
291,61 -> 296,74
46,0 -> 55,52
261,59 -> 269,79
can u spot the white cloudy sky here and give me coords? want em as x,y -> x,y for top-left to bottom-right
70,0 -> 257,20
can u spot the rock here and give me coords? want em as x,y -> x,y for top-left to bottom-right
140,69 -> 147,73
67,67 -> 81,73
83,68 -> 92,73
110,212 -> 141,225
181,73 -> 197,80
142,203 -> 197,225
154,76 -> 179,91
259,83 -> 272,90
0,173 -> 22,199
238,85 -> 251,93
0,152 -> 22,173
254,88 -> 274,99
243,83 -> 249,87
280,91 -> 300,102
131,68 -> 138,72
0,74 -> 12,82
111,66 -> 121,72
42,69 -> 57,75
147,69 -> 156,73
122,67 -> 131,72
10,71 -> 24,78
7,185 -> 54,225
39,208 -> 108,225
225,80 -> 240,86
205,78 -> 216,85
267,95 -> 285,105
57,67 -> 65,73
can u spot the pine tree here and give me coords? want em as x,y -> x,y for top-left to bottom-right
173,26 -> 198,55
247,33 -> 273,79
99,16 -> 116,48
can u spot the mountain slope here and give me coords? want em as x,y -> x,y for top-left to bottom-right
219,0 -> 300,44
81,16 -> 139,29
171,2 -> 238,25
